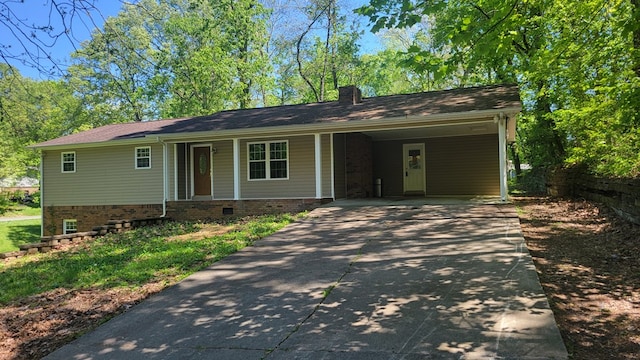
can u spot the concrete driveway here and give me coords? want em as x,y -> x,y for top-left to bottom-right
45,199 -> 567,359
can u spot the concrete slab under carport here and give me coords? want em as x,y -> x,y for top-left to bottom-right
45,199 -> 567,360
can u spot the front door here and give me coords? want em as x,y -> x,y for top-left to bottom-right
403,143 -> 426,195
193,146 -> 212,197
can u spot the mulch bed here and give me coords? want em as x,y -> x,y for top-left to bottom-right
516,196 -> 640,359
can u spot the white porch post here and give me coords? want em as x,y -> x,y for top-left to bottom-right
39,152 -> 44,237
233,138 -> 240,200
330,133 -> 335,200
161,140 -> 168,217
173,144 -> 178,201
498,114 -> 508,202
315,133 -> 322,199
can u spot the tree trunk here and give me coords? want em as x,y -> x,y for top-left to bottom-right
509,143 -> 522,176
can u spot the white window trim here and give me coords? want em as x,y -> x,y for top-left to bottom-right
61,151 -> 76,173
63,219 -> 77,234
247,140 -> 289,181
135,146 -> 152,169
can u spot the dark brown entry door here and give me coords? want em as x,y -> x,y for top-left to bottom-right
193,146 -> 211,196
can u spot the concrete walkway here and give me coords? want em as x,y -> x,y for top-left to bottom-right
45,200 -> 567,359
0,215 -> 40,222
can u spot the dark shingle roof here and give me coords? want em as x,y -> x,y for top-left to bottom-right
32,84 -> 521,148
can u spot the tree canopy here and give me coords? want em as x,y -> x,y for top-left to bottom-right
0,0 -> 638,179
357,0 -> 640,176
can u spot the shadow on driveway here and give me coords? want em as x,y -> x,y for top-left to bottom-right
45,201 -> 567,359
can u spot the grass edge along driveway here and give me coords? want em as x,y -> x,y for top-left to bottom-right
0,213 -> 304,359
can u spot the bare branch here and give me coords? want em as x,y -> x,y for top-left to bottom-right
0,0 -> 117,77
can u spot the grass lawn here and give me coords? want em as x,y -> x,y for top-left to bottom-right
0,213 -> 301,304
0,219 -> 41,253
0,204 -> 41,217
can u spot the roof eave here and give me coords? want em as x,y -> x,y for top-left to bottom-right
155,107 -> 522,142
30,106 -> 521,150
29,137 -> 159,151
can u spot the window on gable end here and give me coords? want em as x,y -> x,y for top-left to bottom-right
61,152 -> 76,173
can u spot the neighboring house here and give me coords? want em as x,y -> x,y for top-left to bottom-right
31,85 -> 521,236
0,177 -> 39,196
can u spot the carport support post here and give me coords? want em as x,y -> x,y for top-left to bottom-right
315,134 -> 322,199
498,114 -> 508,202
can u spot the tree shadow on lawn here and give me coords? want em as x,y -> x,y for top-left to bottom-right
1,221 -> 41,252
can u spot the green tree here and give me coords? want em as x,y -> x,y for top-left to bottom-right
70,0 -> 169,122
357,0 -> 640,176
70,0 -> 271,120
293,0 -> 362,102
0,65 -> 86,178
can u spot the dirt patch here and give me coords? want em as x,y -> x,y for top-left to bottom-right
516,196 -> 640,359
0,284 -> 164,360
168,223 -> 236,242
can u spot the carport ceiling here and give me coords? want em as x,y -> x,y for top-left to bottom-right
361,120 -> 498,141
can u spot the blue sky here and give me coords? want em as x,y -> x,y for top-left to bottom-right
2,1 -> 122,78
2,0 -> 383,79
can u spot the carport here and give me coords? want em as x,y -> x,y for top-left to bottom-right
46,199 -> 567,360
330,86 -> 518,202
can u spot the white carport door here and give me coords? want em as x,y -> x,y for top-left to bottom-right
403,143 -> 426,195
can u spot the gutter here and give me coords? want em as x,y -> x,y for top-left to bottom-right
151,107 -> 523,143
29,107 -> 522,151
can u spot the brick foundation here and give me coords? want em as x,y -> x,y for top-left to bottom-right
166,198 -> 330,222
43,204 -> 164,236
43,199 -> 331,236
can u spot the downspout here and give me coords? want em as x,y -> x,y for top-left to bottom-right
158,138 -> 168,217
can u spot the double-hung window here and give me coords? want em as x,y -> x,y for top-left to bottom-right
61,152 -> 76,173
135,146 -> 151,169
248,141 -> 288,180
63,219 -> 78,234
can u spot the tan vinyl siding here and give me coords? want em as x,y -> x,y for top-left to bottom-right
333,134 -> 346,198
212,140 -> 234,198
240,136 -> 316,198
42,144 -> 164,206
426,134 -> 499,195
372,134 -> 499,196
322,134 -> 332,198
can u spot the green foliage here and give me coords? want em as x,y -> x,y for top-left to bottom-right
0,195 -> 40,217
4,0 -> 638,178
0,65 -> 87,178
357,0 -> 640,177
0,195 -> 9,215
0,214 -> 299,304
69,0 -> 271,120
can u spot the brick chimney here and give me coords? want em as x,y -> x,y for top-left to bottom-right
338,85 -> 362,105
